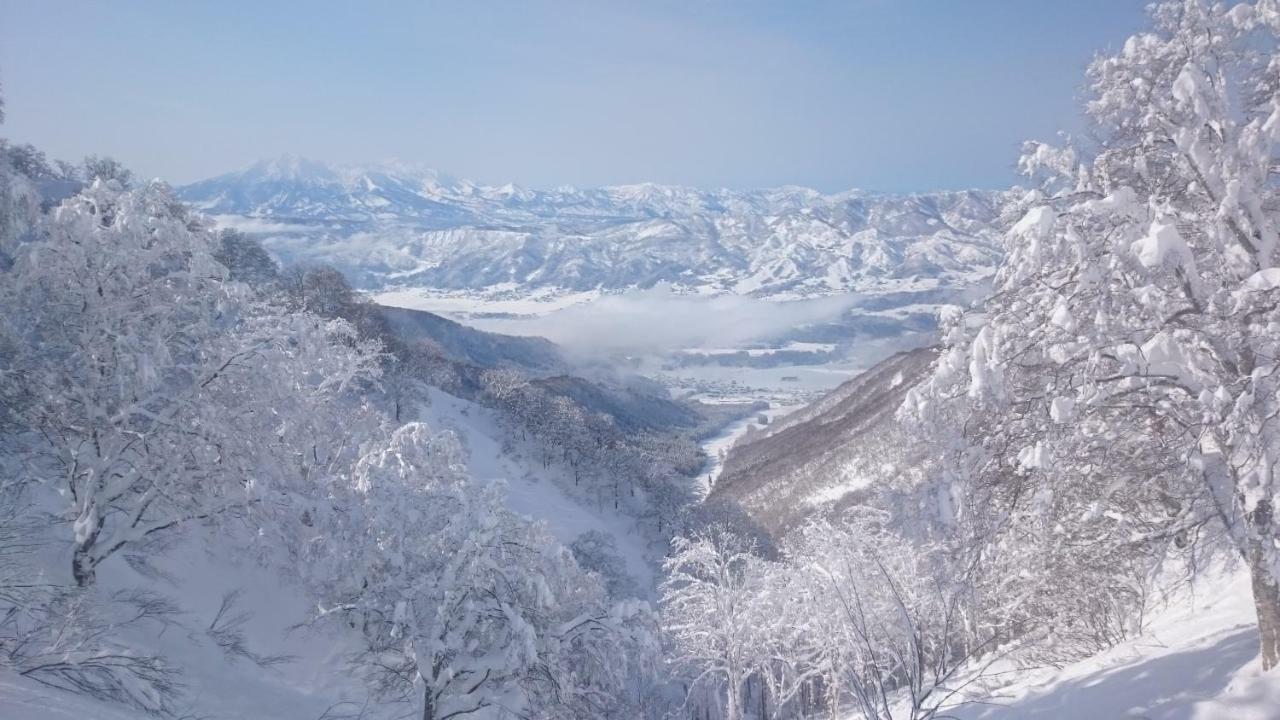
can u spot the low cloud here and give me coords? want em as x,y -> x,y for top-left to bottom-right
475,285 -> 857,356
209,214 -> 315,234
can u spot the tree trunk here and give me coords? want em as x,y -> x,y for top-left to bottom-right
72,543 -> 96,587
1248,498 -> 1280,671
422,683 -> 435,720
726,671 -> 743,720
1250,543 -> 1280,671
71,513 -> 103,587
759,676 -> 768,720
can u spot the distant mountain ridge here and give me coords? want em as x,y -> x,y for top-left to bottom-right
179,156 -> 1009,298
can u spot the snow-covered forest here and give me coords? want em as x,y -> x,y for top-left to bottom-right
4,1 -> 1280,718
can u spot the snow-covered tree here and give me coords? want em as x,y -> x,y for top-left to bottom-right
81,155 -> 132,188
571,529 -> 640,599
213,228 -> 279,286
779,513 -> 1002,720
906,0 -> 1280,670
0,143 -> 665,716
0,135 -> 39,266
1,180 -> 381,586
660,525 -> 768,720
311,422 -> 641,720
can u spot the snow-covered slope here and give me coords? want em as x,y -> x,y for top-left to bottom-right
0,535 -> 371,720
179,156 -> 1007,298
710,346 -> 939,534
934,569 -> 1278,720
417,388 -> 659,592
5,562 -> 1270,720
0,383 -> 659,720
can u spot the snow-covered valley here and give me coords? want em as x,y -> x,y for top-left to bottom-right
9,1 -> 1280,718
179,155 -> 1002,417
8,152 -> 1280,720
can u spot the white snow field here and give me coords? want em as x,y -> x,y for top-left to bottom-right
0,528 -> 373,720
924,570 -> 1280,720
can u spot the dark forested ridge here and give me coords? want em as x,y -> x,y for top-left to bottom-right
711,346 -> 937,535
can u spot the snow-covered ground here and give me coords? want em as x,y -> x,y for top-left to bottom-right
685,341 -> 839,357
0,527 -> 373,720
0,383 -> 665,720
805,475 -> 874,506
4,563 -> 1272,720
0,673 -> 140,720
925,570 -> 1279,720
417,387 -> 658,592
376,286 -> 602,318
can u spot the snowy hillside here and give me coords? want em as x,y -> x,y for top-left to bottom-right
708,352 -> 1280,718
5,568 -> 1274,720
0,174 -> 692,720
14,2 -> 1280,719
933,569 -> 1278,720
178,156 -> 1007,298
710,346 -> 937,534
0,384 -> 660,720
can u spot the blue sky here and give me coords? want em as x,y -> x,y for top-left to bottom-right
0,1 -> 1147,192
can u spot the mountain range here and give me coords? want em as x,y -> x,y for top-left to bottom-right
178,156 -> 1010,299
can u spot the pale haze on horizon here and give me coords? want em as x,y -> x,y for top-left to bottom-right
0,0 -> 1146,192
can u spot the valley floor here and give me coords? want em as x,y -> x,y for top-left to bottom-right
694,402 -> 800,498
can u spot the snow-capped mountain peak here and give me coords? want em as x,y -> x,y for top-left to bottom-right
242,154 -> 339,183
